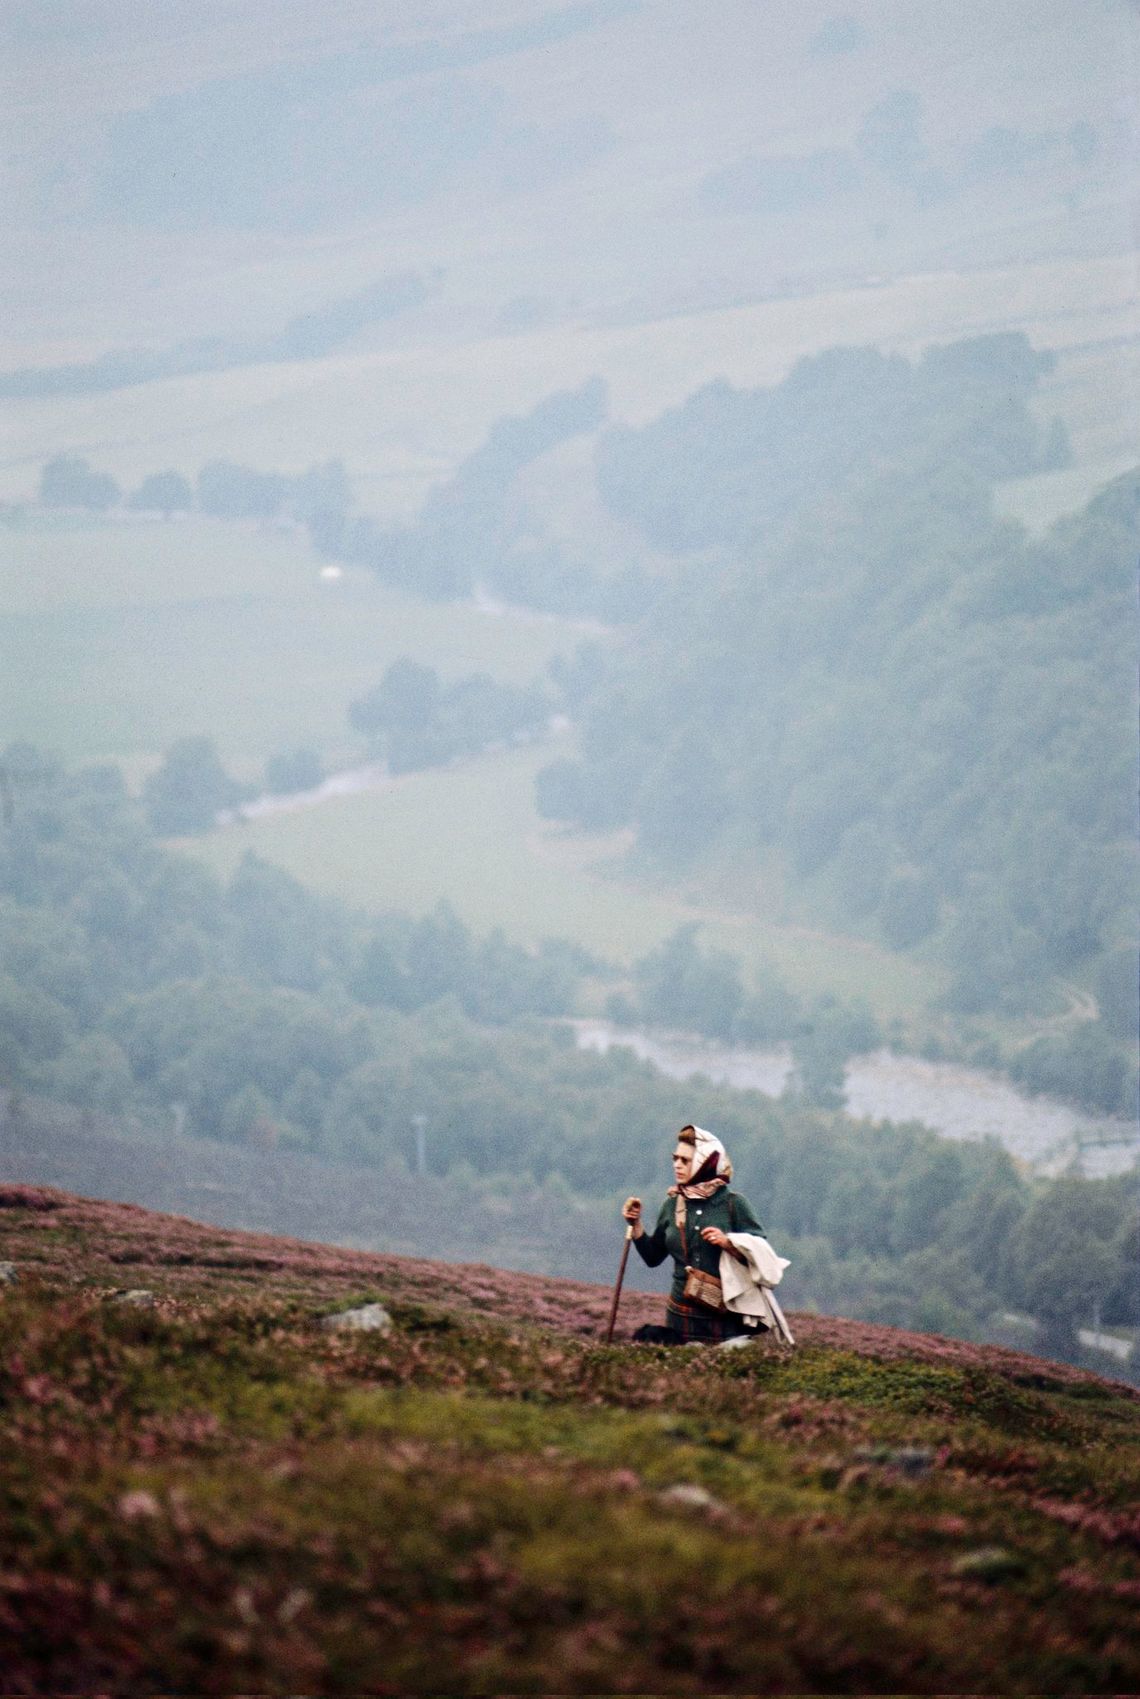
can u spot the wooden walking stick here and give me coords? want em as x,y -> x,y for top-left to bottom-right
604,1221 -> 635,1344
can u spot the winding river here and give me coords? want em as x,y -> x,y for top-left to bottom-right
214,752 -> 1137,1186
571,1020 -> 1139,1180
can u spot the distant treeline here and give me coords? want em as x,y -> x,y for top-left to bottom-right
0,748 -> 1135,1368
0,745 -> 586,1125
29,375 -> 649,621
0,273 -> 430,399
86,8 -> 625,234
698,86 -> 1105,219
33,452 -> 352,524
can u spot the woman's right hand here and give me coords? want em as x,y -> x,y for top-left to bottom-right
622,1196 -> 643,1235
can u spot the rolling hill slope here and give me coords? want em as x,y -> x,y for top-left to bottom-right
1,1183 -> 1137,1692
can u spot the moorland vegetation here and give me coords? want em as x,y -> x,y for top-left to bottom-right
0,1185 -> 1137,1691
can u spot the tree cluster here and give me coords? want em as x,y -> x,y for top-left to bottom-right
37,454 -> 350,526
348,658 -> 550,773
313,377 -> 650,617
141,737 -> 250,835
0,747 -> 581,1145
594,334 -> 1068,553
697,82 -> 1106,221
608,922 -> 881,1110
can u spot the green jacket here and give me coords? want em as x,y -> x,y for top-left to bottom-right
634,1187 -> 764,1312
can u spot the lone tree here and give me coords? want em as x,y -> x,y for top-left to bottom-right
39,455 -> 120,511
349,658 -> 441,742
127,470 -> 194,519
143,737 -> 246,835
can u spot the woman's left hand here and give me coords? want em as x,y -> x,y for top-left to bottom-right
700,1226 -> 730,1249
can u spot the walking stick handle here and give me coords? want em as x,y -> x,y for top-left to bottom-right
604,1223 -> 635,1344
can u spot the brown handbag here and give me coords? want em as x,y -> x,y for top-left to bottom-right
682,1264 -> 725,1309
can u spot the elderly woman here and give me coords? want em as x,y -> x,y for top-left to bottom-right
622,1123 -> 765,1344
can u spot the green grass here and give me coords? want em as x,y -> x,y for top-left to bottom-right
0,515 -> 579,781
0,502 -> 945,1021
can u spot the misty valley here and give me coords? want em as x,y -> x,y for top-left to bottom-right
2,326 -> 1136,1383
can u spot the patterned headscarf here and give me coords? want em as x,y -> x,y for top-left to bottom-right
668,1125 -> 733,1229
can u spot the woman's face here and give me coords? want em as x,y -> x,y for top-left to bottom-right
671,1145 -> 694,1183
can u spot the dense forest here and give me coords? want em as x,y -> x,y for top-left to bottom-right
0,750 -> 1135,1369
533,340 -> 1138,1108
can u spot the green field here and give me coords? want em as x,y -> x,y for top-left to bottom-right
997,336 -> 1140,532
0,515 -> 581,783
185,739 -> 942,1022
0,505 -> 945,1023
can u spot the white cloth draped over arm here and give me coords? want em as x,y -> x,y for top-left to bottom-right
718,1233 -> 795,1344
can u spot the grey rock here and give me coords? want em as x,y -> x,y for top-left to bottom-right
320,1302 -> 392,1334
717,1333 -> 755,1349
0,1262 -> 18,1285
658,1483 -> 720,1512
117,1489 -> 161,1520
112,1289 -> 157,1306
854,1444 -> 934,1477
892,1445 -> 935,1477
951,1546 -> 1026,1582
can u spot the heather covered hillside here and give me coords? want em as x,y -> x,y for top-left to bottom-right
1,1185 -> 1138,1693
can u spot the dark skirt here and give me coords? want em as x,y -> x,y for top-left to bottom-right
634,1300 -> 757,1346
